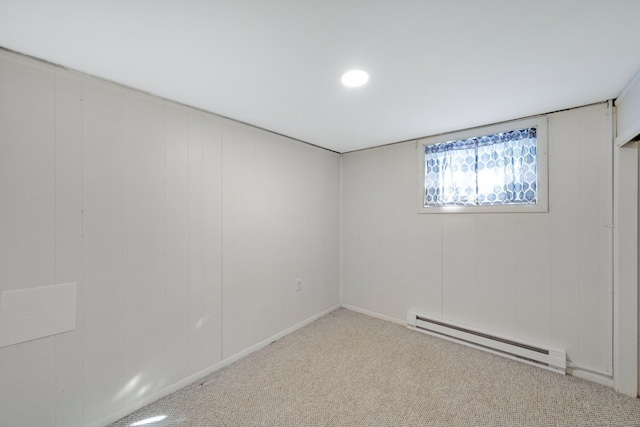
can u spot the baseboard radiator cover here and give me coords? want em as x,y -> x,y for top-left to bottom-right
407,312 -> 566,374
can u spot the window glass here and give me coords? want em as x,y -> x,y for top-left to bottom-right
425,127 -> 538,207
418,117 -> 548,214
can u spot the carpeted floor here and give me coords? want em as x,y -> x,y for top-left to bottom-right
111,308 -> 640,426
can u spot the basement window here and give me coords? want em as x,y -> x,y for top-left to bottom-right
418,117 -> 548,213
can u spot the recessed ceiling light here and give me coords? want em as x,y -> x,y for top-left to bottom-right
341,69 -> 369,87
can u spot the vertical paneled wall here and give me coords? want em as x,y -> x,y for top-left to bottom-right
0,51 -> 57,427
221,123 -> 341,358
0,51 -> 340,427
341,103 -> 613,378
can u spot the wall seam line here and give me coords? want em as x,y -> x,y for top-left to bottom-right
120,92 -> 125,409
163,105 -> 168,385
339,154 -> 343,304
53,70 -> 58,427
187,114 -> 192,373
80,79 -> 86,427
220,123 -> 224,363
201,118 -> 205,364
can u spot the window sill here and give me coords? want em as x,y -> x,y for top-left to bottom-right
418,203 -> 548,214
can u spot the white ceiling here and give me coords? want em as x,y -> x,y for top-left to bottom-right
1,1 -> 640,152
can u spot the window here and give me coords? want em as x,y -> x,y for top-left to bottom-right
418,117 -> 548,213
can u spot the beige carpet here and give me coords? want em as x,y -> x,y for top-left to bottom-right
111,308 -> 640,426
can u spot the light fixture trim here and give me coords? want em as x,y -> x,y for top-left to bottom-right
341,69 -> 369,87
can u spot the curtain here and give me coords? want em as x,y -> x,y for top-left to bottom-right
425,127 -> 537,207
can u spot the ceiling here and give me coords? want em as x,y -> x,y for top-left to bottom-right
1,1 -> 640,153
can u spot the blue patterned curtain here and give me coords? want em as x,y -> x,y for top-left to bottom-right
425,127 -> 537,207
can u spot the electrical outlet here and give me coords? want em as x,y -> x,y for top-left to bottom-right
296,279 -> 302,292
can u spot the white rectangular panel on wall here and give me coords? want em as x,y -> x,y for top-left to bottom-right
0,283 -> 76,348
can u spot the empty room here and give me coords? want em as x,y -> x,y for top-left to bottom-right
2,1 -> 640,426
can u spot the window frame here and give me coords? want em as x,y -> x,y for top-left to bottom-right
418,116 -> 548,214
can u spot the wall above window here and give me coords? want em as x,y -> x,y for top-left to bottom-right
418,117 -> 548,214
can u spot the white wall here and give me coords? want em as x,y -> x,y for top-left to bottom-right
612,140 -> 638,396
341,103 -> 613,381
612,70 -> 640,396
0,50 -> 340,427
221,122 -> 341,358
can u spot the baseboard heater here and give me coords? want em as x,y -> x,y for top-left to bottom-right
407,312 -> 566,374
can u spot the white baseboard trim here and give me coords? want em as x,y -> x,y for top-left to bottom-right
90,304 -> 340,427
340,304 -> 405,326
